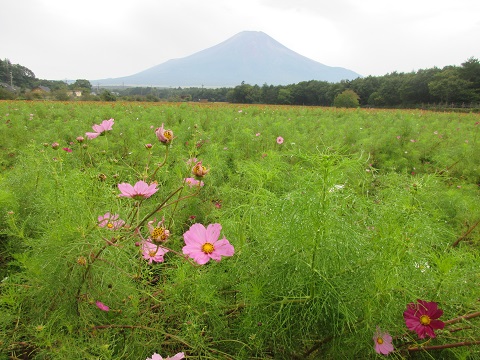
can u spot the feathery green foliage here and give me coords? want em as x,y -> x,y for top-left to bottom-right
0,101 -> 479,359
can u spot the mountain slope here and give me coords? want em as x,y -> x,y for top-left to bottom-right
95,31 -> 361,86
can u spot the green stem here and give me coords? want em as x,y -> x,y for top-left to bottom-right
150,146 -> 169,180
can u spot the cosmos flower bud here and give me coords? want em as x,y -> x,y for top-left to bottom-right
192,161 -> 209,178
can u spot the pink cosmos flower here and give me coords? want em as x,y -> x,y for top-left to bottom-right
155,123 -> 174,144
146,352 -> 184,360
182,223 -> 234,265
118,181 -> 158,199
98,212 -> 125,230
276,136 -> 284,144
184,177 -> 204,188
95,301 -> 110,312
85,118 -> 114,139
62,147 -> 72,152
403,299 -> 445,339
373,327 -> 394,355
147,218 -> 170,243
256,132 -> 260,136
142,241 -> 169,263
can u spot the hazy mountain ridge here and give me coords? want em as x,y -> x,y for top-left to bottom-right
94,31 -> 361,87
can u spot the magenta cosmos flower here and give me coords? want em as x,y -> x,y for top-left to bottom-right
142,241 -> 169,263
373,327 -> 394,355
146,352 -> 184,360
276,136 -> 284,144
118,181 -> 158,199
403,299 -> 445,338
182,223 -> 234,265
85,118 -> 114,139
95,300 -> 110,312
98,212 -> 125,230
155,123 -> 174,145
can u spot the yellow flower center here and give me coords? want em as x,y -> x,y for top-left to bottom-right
420,315 -> 431,325
202,242 -> 215,254
152,227 -> 166,240
107,222 -> 114,229
148,249 -> 158,257
164,130 -> 173,140
376,337 -> 384,345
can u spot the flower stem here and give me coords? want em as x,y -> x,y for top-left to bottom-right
408,340 -> 480,352
150,146 -> 169,180
444,311 -> 480,325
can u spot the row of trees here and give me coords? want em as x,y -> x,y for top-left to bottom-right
2,57 -> 480,108
225,57 -> 480,107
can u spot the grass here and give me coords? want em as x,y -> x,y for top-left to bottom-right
0,101 -> 479,359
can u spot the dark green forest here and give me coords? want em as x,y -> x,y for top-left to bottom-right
1,57 -> 480,109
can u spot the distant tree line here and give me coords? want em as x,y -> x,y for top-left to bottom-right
224,57 -> 480,108
2,57 -> 480,109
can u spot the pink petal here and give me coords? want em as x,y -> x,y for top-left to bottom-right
168,353 -> 185,360
205,223 -> 222,243
211,237 -> 235,258
85,132 -> 100,139
95,301 -> 109,312
101,119 -> 114,131
118,183 -> 135,197
183,223 -> 207,246
92,124 -> 104,132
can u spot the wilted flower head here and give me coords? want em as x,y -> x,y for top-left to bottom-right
192,161 -> 209,178
184,177 -> 204,188
144,143 -> 153,149
76,136 -> 85,143
51,142 -> 60,150
155,123 -> 174,145
403,299 -> 445,338
85,118 -> 114,139
118,181 -> 158,200
147,218 -> 170,244
276,136 -> 284,144
95,301 -> 110,312
373,327 -> 394,355
182,223 -> 234,265
142,241 -> 169,263
146,352 -> 185,360
98,212 -> 125,230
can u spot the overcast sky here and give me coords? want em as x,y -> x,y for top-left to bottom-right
1,0 -> 479,81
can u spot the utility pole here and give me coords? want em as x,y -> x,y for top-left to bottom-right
10,71 -> 13,87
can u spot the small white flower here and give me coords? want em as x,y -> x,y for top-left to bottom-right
328,184 -> 345,193
414,261 -> 430,273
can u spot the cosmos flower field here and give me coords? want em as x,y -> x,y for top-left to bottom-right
0,100 -> 479,359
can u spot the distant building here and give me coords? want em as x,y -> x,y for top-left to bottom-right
31,85 -> 51,93
0,82 -> 16,92
67,90 -> 82,97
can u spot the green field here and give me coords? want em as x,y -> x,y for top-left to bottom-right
1,101 -> 479,359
